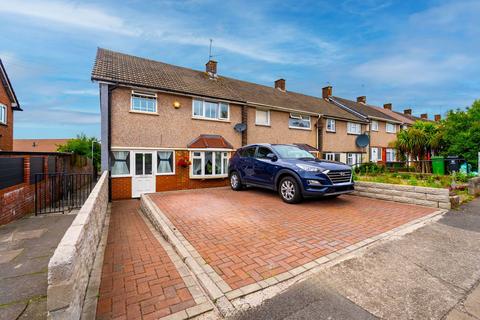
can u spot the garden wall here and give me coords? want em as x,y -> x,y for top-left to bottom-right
468,177 -> 480,196
47,171 -> 108,320
0,152 -> 93,225
353,181 -> 451,209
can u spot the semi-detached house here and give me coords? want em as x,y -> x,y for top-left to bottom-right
0,59 -> 22,151
91,48 -> 368,199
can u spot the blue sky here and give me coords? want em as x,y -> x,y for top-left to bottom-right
0,0 -> 479,139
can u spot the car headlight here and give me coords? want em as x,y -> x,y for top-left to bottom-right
296,163 -> 328,173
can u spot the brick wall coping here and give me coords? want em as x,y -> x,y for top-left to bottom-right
47,171 -> 109,320
0,151 -> 72,156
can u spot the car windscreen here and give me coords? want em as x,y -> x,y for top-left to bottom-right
271,145 -> 315,160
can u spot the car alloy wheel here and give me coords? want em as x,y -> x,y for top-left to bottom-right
231,173 -> 239,188
281,180 -> 295,200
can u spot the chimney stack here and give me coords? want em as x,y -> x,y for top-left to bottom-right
434,114 -> 441,121
274,79 -> 286,91
206,60 -> 217,77
357,96 -> 366,104
404,109 -> 412,115
322,86 -> 332,99
420,113 -> 428,120
383,103 -> 392,110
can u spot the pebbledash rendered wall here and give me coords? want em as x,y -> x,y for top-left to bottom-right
47,171 -> 108,320
353,181 -> 451,209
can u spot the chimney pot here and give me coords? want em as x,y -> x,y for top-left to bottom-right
357,96 -> 366,104
206,60 -> 217,77
322,86 -> 332,99
420,113 -> 428,119
383,103 -> 392,110
434,114 -> 441,121
274,79 -> 286,91
404,109 -> 412,115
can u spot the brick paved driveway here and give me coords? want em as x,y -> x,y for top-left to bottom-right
150,188 -> 437,291
97,200 -> 204,320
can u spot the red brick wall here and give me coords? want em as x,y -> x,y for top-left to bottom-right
111,177 -> 132,200
0,83 -> 13,151
111,150 -> 229,200
0,154 -> 93,225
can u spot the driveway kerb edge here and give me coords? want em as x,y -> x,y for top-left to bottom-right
140,195 -> 235,317
138,207 -> 215,319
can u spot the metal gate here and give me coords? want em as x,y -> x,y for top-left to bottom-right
35,173 -> 93,215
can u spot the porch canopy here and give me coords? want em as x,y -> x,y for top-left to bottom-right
187,134 -> 234,149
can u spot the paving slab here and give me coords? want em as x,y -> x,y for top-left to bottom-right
0,214 -> 75,319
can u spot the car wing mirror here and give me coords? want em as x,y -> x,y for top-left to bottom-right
266,153 -> 278,162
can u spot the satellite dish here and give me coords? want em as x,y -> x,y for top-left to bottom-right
356,134 -> 370,148
234,123 -> 247,132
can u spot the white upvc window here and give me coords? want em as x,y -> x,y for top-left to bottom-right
326,118 -> 336,132
131,91 -> 157,113
347,153 -> 362,166
0,104 -> 6,124
386,148 -> 396,162
110,151 -> 131,177
192,99 -> 229,121
157,150 -> 175,175
386,122 -> 396,133
347,122 -> 361,135
371,120 -> 379,131
324,153 -> 340,162
190,151 -> 229,178
289,113 -> 311,130
255,108 -> 270,126
370,147 -> 382,162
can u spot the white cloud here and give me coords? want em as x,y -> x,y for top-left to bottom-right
0,0 -> 138,36
64,89 -> 98,96
353,54 -> 472,85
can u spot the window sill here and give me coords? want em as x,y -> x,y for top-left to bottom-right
255,123 -> 271,127
386,132 -> 396,134
129,110 -> 159,116
325,130 -> 336,133
111,175 -> 132,178
347,132 -> 361,135
190,174 -> 228,179
156,173 -> 175,176
192,116 -> 230,123
289,126 -> 311,131
0,122 -> 7,127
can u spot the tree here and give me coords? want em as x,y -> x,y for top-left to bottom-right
435,100 -> 480,168
392,121 -> 440,173
57,134 -> 101,171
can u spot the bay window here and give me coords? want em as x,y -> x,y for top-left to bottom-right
191,151 -> 229,178
192,99 -> 229,120
110,151 -> 130,176
131,91 -> 157,113
289,113 -> 311,129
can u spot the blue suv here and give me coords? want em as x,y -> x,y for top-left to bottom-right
228,144 -> 354,203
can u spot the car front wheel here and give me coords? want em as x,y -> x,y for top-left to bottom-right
230,171 -> 243,191
279,176 -> 302,204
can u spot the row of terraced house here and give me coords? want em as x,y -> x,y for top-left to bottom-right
91,48 -> 437,200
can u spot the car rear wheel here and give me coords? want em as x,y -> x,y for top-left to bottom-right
230,171 -> 243,191
279,176 -> 302,204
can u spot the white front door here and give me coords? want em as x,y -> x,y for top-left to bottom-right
132,152 -> 155,198
371,148 -> 378,162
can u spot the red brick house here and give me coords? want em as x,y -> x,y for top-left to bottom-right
0,59 -> 22,151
